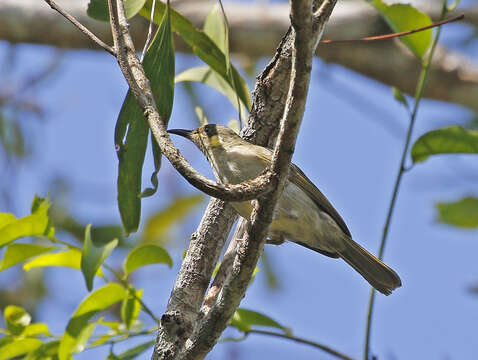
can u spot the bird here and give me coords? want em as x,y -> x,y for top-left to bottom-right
168,124 -> 401,295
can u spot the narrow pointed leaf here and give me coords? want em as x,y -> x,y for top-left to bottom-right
436,197 -> 478,229
371,0 -> 432,59
142,194 -> 203,243
59,284 -> 127,360
411,126 -> 478,163
124,244 -> 172,276
204,4 -> 227,55
230,308 -> 287,333
24,340 -> 60,360
81,224 -> 118,291
116,4 -> 175,234
4,305 -> 31,335
115,340 -> 155,360
392,87 -> 409,110
0,244 -> 57,271
139,1 -> 252,110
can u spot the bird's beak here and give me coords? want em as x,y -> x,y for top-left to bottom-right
167,129 -> 193,140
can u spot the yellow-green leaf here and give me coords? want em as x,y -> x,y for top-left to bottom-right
24,340 -> 59,360
371,0 -> 432,59
124,244 -> 172,276
436,197 -> 478,229
230,308 -> 287,333
59,284 -> 127,360
81,224 -> 118,291
143,195 -> 203,243
87,0 -> 147,22
23,248 -> 103,277
0,338 -> 42,360
0,213 -> 16,229
0,243 -> 57,271
411,126 -> 478,163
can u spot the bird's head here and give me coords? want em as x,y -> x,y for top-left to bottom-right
168,124 -> 243,156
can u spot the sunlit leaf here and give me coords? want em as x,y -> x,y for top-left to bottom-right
195,106 -> 208,125
116,3 -> 175,234
143,195 -> 203,243
140,1 -> 252,110
230,308 -> 287,333
124,244 -> 172,276
121,288 -> 143,329
0,244 -> 57,271
176,67 -> 245,111
0,196 -> 52,248
371,0 -> 432,59
21,323 -> 51,337
24,340 -> 59,360
228,119 -> 240,134
3,305 -> 31,335
23,248 -> 103,276
59,284 -> 127,360
436,197 -> 478,229
81,224 -> 118,291
0,337 -> 42,360
87,0 -> 147,21
411,126 -> 478,163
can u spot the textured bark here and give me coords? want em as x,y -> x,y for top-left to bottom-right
2,0 -> 477,111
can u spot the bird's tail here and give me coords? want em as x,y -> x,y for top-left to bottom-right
337,236 -> 402,295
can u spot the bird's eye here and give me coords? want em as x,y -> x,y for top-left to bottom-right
204,124 -> 215,137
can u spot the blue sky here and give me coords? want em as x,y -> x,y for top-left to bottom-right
1,4 -> 478,359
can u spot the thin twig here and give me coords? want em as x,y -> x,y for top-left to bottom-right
108,0 -> 275,203
363,2 -> 449,360
140,0 -> 157,62
247,329 -> 356,360
43,0 -> 116,55
321,14 -> 464,44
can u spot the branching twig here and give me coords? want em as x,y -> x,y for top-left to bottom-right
107,0 -> 276,203
43,0 -> 116,55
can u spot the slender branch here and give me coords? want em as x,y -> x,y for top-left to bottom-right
363,3 -> 449,360
42,0 -> 116,55
107,0 -> 275,203
246,330 -> 356,360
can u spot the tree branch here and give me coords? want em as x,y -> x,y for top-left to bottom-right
176,1 -> 336,359
106,0 -> 277,203
42,0 -> 116,55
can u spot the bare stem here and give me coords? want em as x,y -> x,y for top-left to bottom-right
363,3 -> 449,359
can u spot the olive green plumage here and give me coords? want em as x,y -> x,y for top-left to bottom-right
168,124 -> 401,295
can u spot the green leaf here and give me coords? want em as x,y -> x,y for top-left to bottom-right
24,340 -> 59,360
392,87 -> 409,110
204,4 -> 227,55
411,126 -> 478,163
121,288 -> 143,329
81,224 -> 118,291
87,0 -> 147,22
116,3 -> 175,235
21,323 -> 51,337
0,243 -> 57,271
143,194 -> 203,243
59,284 -> 127,360
23,248 -> 103,276
0,338 -> 42,360
230,308 -> 287,333
228,119 -> 240,134
175,67 -> 245,111
0,197 -> 52,248
124,244 -> 172,276
114,340 -> 155,360
371,0 -> 432,59
195,106 -> 208,125
139,1 -> 252,111
436,197 -> 478,229
3,305 -> 31,335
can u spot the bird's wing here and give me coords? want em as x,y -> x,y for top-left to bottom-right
289,163 -> 352,237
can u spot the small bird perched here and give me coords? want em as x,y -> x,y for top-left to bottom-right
168,124 -> 401,295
